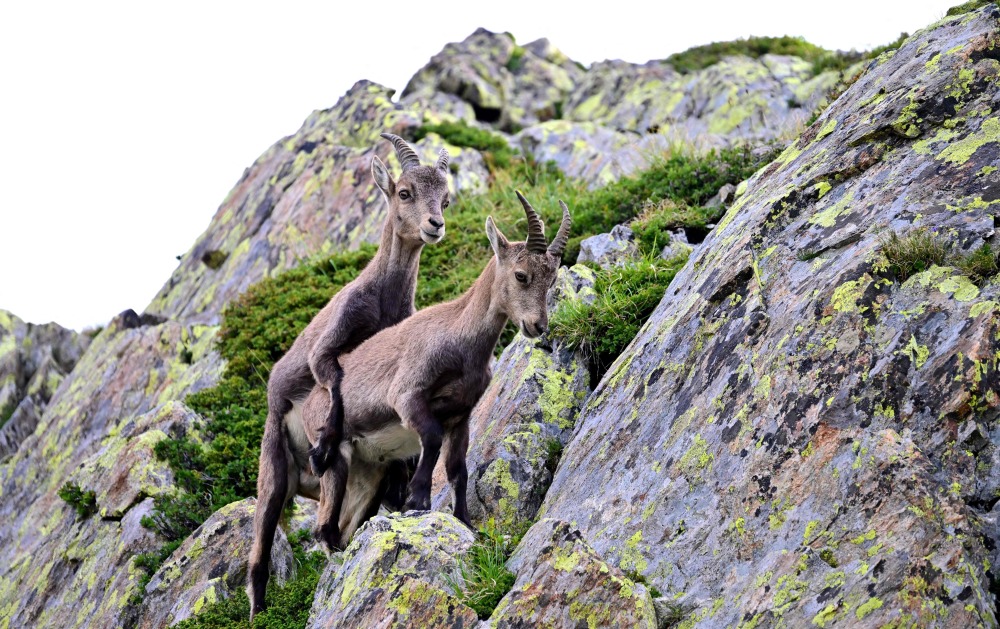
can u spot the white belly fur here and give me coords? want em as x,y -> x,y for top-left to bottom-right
284,401 -> 319,497
354,423 -> 421,463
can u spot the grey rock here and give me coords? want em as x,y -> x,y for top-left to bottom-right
488,518 -> 657,627
577,224 -> 639,267
307,512 -> 478,629
540,7 -> 1000,628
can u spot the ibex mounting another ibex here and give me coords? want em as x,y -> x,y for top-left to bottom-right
304,190 -> 571,546
247,134 -> 450,620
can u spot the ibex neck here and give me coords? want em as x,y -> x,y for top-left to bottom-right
454,258 -> 508,358
371,213 -> 423,283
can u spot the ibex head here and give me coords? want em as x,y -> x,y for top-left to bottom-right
485,190 -> 571,339
372,133 -> 451,245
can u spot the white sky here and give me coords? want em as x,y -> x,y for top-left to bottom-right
0,0 -> 961,330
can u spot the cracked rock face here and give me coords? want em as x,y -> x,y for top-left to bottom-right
490,518 -> 658,628
541,7 -> 1000,628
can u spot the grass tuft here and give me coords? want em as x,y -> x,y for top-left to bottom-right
873,228 -> 950,282
956,244 -> 999,286
447,520 -> 525,619
170,528 -> 327,629
58,482 -> 97,518
550,252 -> 688,379
413,120 -> 518,172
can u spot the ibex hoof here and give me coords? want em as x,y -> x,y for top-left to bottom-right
308,446 -> 332,476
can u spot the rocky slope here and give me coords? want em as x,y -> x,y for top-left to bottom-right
541,6 -> 1000,627
2,7 -> 998,629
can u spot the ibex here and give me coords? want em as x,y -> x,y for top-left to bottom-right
247,134 -> 450,620
305,191 -> 571,545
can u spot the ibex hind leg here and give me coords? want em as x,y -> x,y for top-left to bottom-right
315,442 -> 350,552
309,374 -> 345,476
247,405 -> 294,620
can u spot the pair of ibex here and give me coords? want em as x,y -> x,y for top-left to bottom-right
247,133 -> 572,618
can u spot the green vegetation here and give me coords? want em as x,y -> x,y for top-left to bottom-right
544,437 -> 564,475
506,45 -> 526,72
0,402 -> 14,429
665,32 -> 909,79
171,529 -> 328,629
875,229 -> 999,285
447,520 -> 524,618
874,228 -> 950,281
665,36 -> 830,74
413,120 -> 518,172
564,145 -> 773,261
550,252 -> 688,379
957,244 -> 999,285
58,482 -> 97,518
946,0 -> 998,16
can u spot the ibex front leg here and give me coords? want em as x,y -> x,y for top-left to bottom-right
396,392 -> 442,512
444,419 -> 471,527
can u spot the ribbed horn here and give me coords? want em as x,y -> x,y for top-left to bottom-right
548,201 -> 572,258
515,190 -> 548,254
380,133 -> 421,171
436,148 -> 450,172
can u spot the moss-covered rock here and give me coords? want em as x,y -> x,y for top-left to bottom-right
136,497 -> 295,628
402,29 -> 583,132
307,512 -> 478,628
565,55 -> 838,145
488,518 -> 657,628
541,6 -> 1000,628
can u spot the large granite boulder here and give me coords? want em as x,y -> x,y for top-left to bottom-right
402,28 -> 583,132
307,512 -> 479,628
540,6 -> 1000,628
566,55 -> 839,144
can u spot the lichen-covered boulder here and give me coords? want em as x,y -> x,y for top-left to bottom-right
307,512 -> 478,628
566,55 -> 839,144
487,519 -> 657,628
0,309 -> 91,459
144,81 -> 486,325
431,265 -> 593,530
137,498 -> 295,628
540,7 -> 1000,628
513,120 -> 633,187
0,314 -> 222,628
402,28 -> 583,132
577,224 -> 639,267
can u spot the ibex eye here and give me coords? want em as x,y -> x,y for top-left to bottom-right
515,271 -> 528,283
442,199 -> 449,210
399,190 -> 411,200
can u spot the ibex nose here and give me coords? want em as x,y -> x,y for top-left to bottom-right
532,320 -> 547,336
428,217 -> 444,229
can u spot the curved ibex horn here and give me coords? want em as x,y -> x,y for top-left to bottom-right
380,133 -> 421,171
436,148 -> 450,172
515,190 -> 548,254
548,201 -> 572,258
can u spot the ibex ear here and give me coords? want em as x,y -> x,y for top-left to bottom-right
485,216 -> 509,259
371,155 -> 395,201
